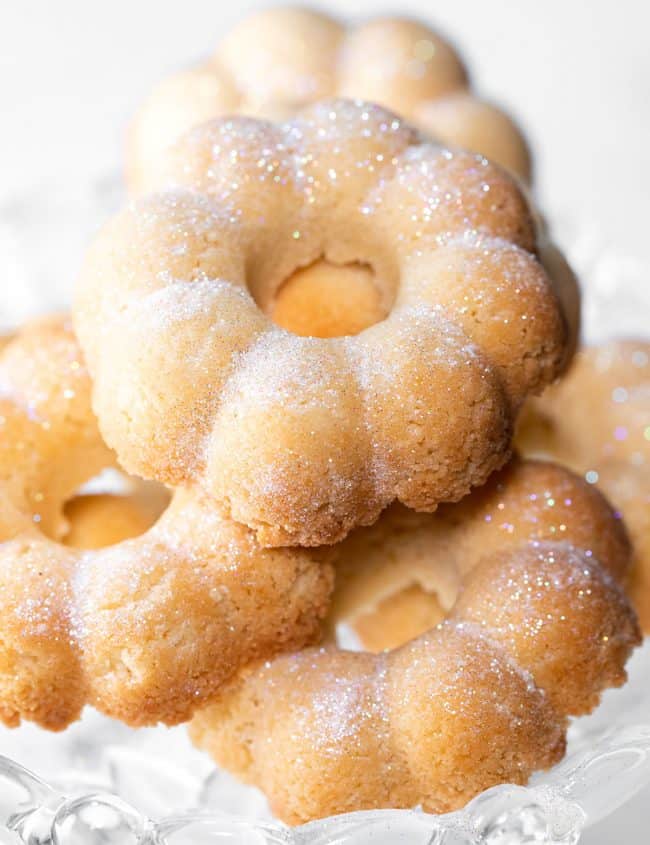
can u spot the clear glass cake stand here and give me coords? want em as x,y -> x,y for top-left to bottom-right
0,181 -> 649,844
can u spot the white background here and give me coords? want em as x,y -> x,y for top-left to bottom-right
2,0 -> 649,265
1,1 -> 649,840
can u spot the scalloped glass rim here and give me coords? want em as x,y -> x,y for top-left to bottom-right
1,715 -> 650,843
1,179 -> 650,843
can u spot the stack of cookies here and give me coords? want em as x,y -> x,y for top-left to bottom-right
1,7 -> 647,827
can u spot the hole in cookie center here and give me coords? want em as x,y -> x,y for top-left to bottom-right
334,584 -> 448,654
61,474 -> 170,550
352,585 -> 446,652
269,258 -> 391,338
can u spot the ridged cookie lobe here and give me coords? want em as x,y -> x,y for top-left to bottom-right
206,334 -> 377,547
217,8 -> 343,109
338,17 -> 467,111
351,312 -> 512,512
385,626 -> 564,813
415,93 -> 532,183
401,240 -> 567,405
453,543 -> 639,715
0,542 -> 85,730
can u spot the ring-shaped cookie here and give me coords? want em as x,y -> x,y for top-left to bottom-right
190,457 -> 640,824
0,318 -> 332,730
76,100 -> 572,547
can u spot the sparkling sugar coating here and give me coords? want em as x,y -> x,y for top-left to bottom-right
0,318 -> 333,731
76,100 -> 573,548
328,457 -> 633,652
517,340 -> 650,630
190,458 -> 640,824
127,8 -> 532,193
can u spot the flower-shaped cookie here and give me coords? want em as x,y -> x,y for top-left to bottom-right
128,8 -> 532,192
191,459 -> 639,824
77,100 -> 572,547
